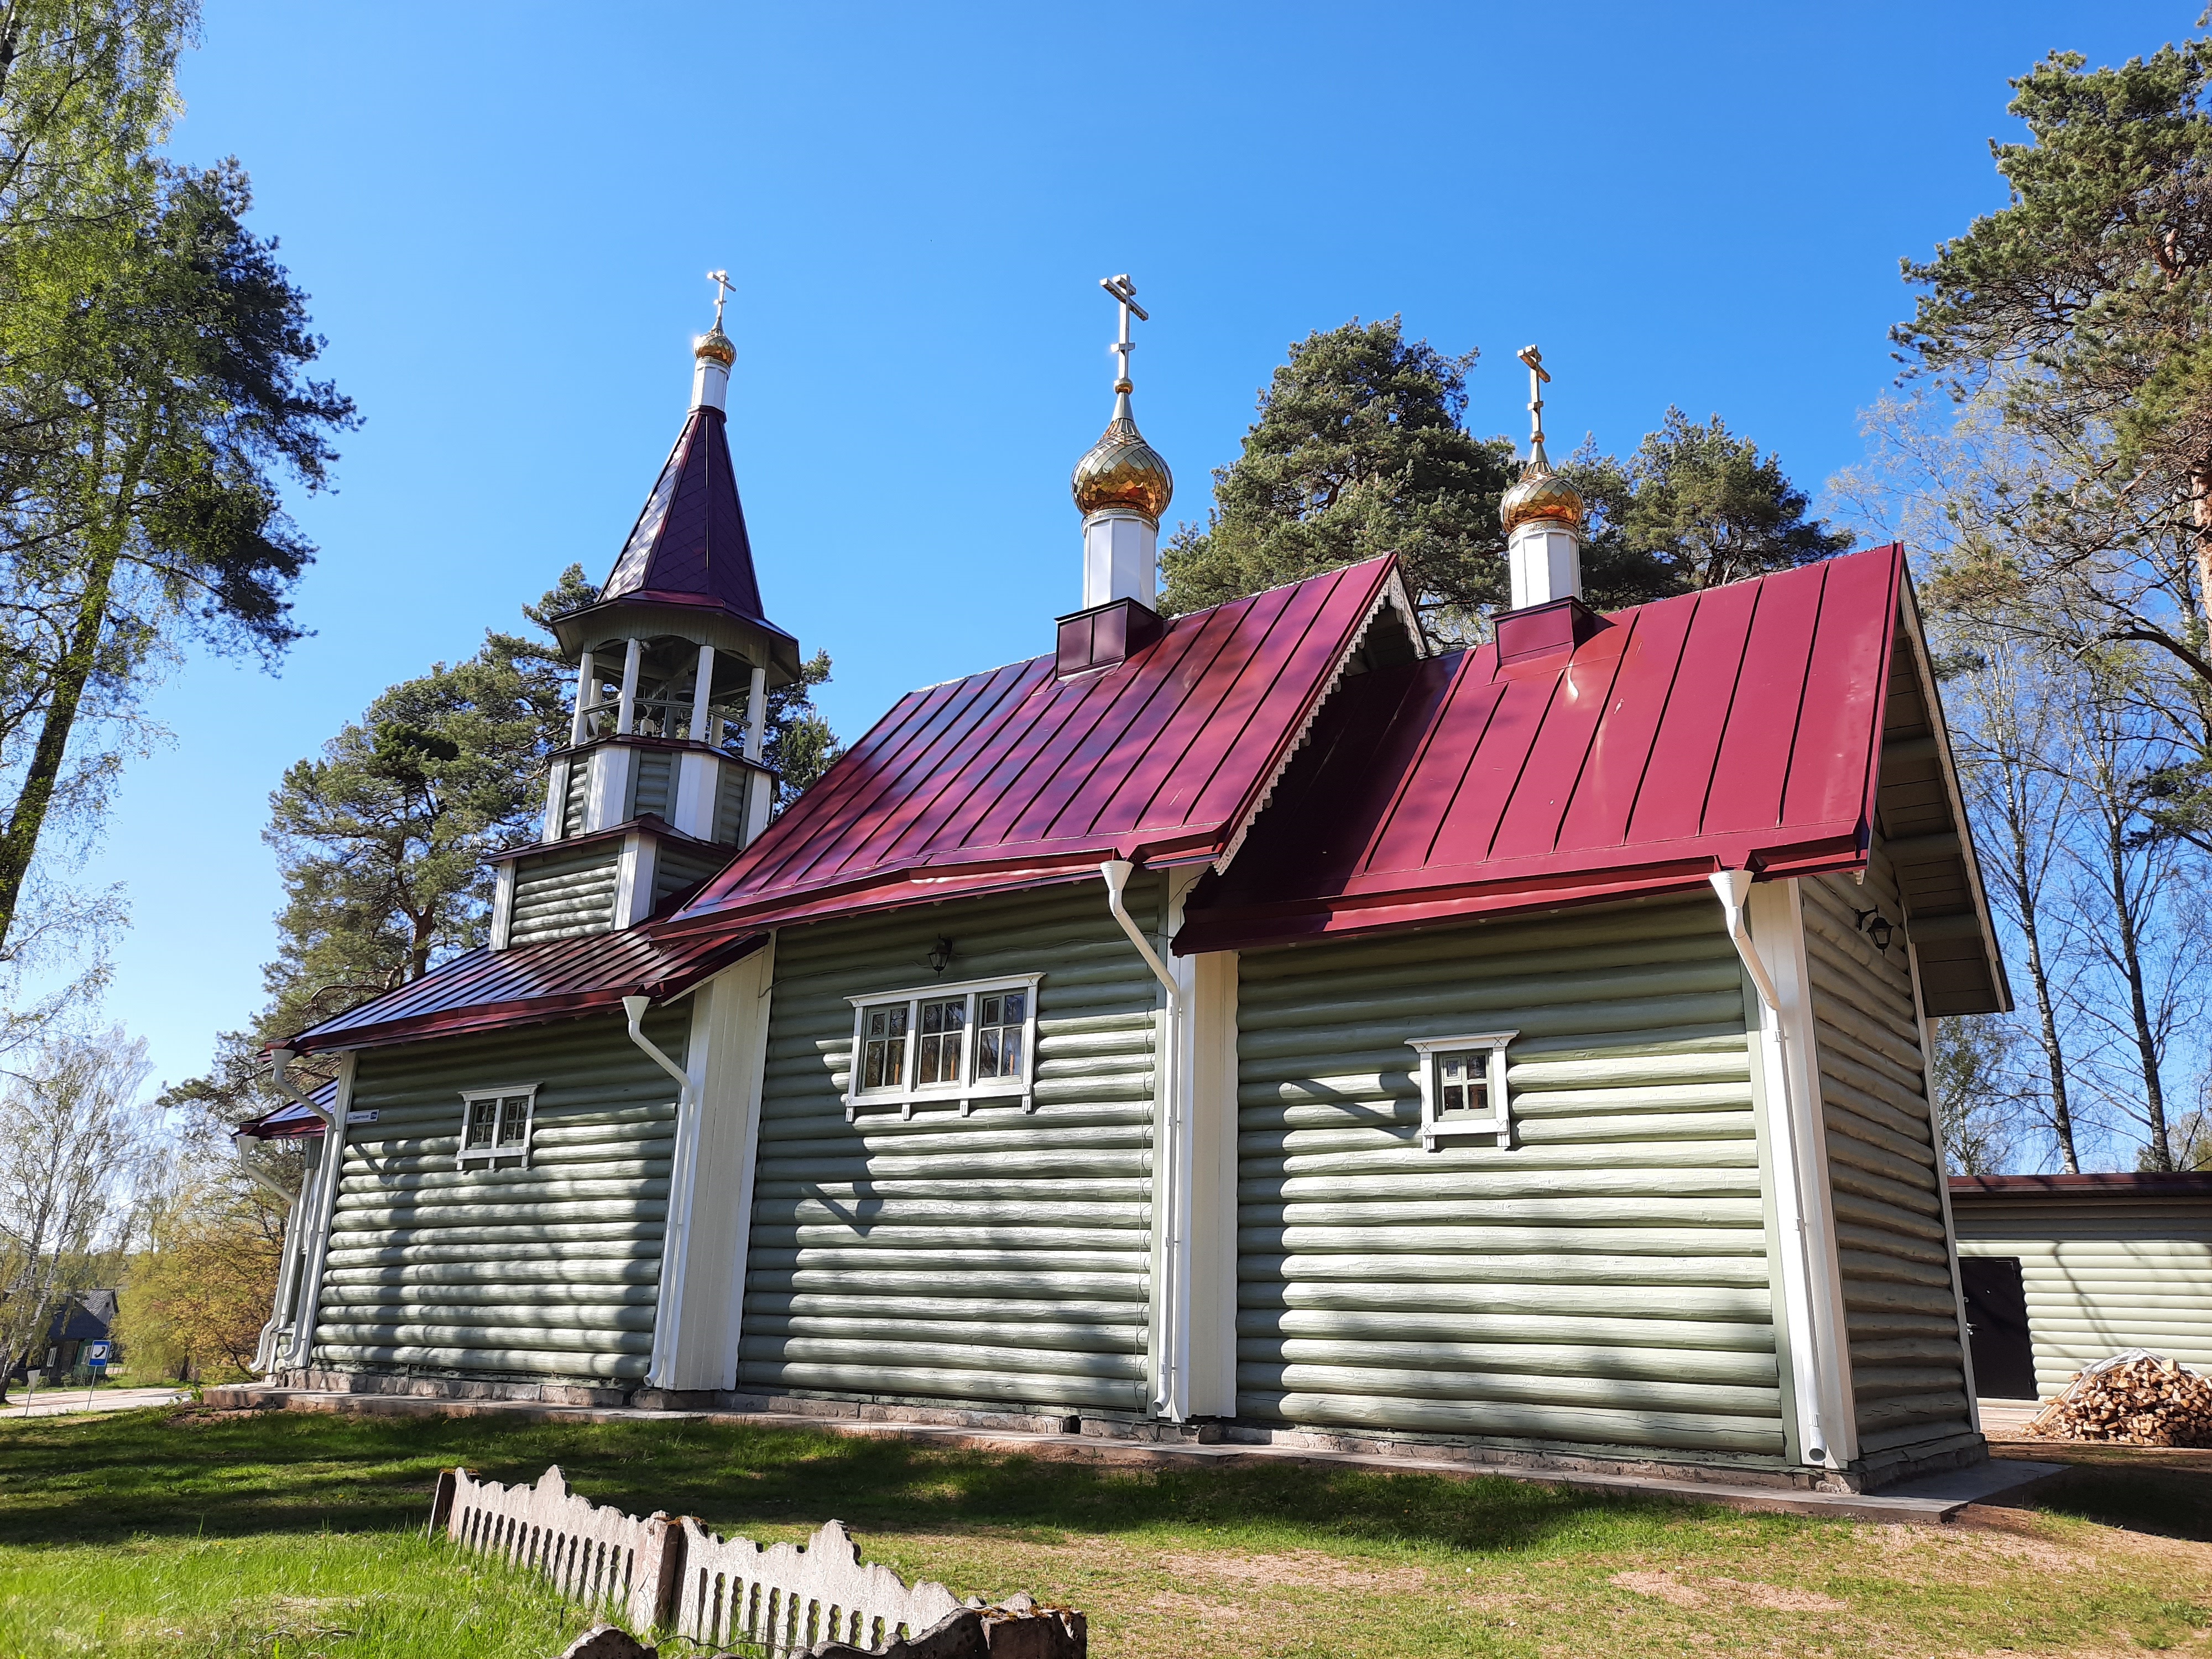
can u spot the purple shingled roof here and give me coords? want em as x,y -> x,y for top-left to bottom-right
599,405 -> 766,621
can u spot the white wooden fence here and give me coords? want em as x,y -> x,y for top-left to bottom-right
429,1464 -> 983,1655
673,1514 -> 966,1653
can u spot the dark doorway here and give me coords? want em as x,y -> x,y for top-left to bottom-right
1960,1256 -> 2038,1400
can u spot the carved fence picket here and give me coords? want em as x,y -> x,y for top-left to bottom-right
431,1464 -> 679,1635
428,1464 -> 975,1655
672,1514 -> 967,1655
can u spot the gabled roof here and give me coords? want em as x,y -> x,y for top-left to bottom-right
664,555 -> 1418,934
286,926 -> 761,1054
1176,545 -> 2007,1015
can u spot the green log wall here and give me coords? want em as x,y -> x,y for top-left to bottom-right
311,1006 -> 688,1383
508,843 -> 621,946
1234,895 -> 1788,1459
1803,849 -> 1974,1458
741,879 -> 1160,1413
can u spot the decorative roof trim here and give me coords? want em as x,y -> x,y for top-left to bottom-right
1212,559 -> 1421,878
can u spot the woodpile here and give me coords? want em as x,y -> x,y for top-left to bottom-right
2023,1350 -> 2212,1447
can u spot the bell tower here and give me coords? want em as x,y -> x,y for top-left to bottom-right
490,275 -> 804,950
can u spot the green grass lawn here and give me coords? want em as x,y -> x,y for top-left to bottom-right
0,1403 -> 2206,1658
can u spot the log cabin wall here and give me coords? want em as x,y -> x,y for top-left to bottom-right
739,877 -> 1163,1415
1232,894 -> 1792,1464
1802,843 -> 1976,1466
310,1006 -> 688,1385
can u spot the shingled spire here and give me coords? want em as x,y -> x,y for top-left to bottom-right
493,279 -> 805,951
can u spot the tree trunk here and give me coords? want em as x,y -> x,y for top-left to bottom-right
2193,467 -> 2212,644
0,412 -> 154,954
2102,812 -> 2175,1171
2015,888 -> 2080,1174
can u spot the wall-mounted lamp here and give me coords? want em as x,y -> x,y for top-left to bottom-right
1853,908 -> 1893,953
928,936 -> 954,974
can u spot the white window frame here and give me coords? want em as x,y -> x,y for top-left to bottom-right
1406,1031 -> 1516,1151
843,973 -> 1044,1120
457,1083 -> 540,1168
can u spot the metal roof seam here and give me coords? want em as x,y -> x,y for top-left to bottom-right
1768,560 -> 1833,834
1607,594 -> 1699,848
1480,672 -> 1569,864
1540,612 -> 1640,856
1212,559 -> 1400,875
1355,652 -> 1475,874
1691,580 -> 1765,845
1058,594 -> 1263,840
1411,675 -> 1509,871
1107,581 -> 1308,834
832,659 -> 1048,875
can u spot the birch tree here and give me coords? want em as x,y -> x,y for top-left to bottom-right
0,1025 -> 151,1393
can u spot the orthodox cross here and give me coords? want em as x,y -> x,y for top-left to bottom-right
1099,273 -> 1149,391
707,269 -> 734,330
1517,344 -> 1551,450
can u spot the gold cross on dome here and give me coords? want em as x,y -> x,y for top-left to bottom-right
706,269 -> 734,330
1100,273 -> 1149,392
1517,344 -> 1551,447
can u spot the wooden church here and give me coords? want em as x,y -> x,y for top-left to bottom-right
239,284 -> 2011,1493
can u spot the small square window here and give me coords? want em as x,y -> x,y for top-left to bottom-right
1436,1050 -> 1486,1115
458,1086 -> 538,1167
1407,1033 -> 1515,1151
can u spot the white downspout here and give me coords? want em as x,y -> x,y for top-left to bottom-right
232,1130 -> 302,1376
1709,870 -> 1832,1468
268,1048 -> 342,1376
625,995 -> 697,1392
1102,859 -> 1187,1419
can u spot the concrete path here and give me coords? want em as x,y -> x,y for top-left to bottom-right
202,1385 -> 2066,1526
6,1385 -> 189,1418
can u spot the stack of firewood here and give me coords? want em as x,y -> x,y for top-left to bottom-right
2023,1350 -> 2212,1447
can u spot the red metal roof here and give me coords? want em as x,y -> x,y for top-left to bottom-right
665,555 -> 1415,933
1951,1172 -> 2212,1198
285,926 -> 762,1053
1176,545 -> 1906,953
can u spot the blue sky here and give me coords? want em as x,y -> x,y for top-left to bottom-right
84,0 -> 2187,1091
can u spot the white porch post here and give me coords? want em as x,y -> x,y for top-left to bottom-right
617,638 -> 644,735
690,644 -> 716,744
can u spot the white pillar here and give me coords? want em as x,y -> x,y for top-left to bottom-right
689,644 -> 716,744
1083,510 -> 1159,609
570,650 -> 597,745
617,638 -> 643,735
1506,519 -> 1583,609
744,664 -> 768,759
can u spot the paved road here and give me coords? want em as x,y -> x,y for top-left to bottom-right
5,1385 -> 188,1418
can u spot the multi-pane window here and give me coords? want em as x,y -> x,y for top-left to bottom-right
860,1003 -> 909,1091
1406,1032 -> 1515,1151
846,976 -> 1044,1119
1435,1049 -> 1486,1116
458,1086 -> 538,1167
916,997 -> 967,1086
975,988 -> 1027,1081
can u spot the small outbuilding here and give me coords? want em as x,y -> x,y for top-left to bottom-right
1950,1172 -> 2212,1401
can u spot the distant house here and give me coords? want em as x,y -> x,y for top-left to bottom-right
237,304 -> 2012,1494
1950,1172 -> 2212,1401
8,1289 -> 118,1380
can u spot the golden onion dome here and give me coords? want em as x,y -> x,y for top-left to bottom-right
1072,390 -> 1174,523
693,327 -> 736,368
1499,446 -> 1585,535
